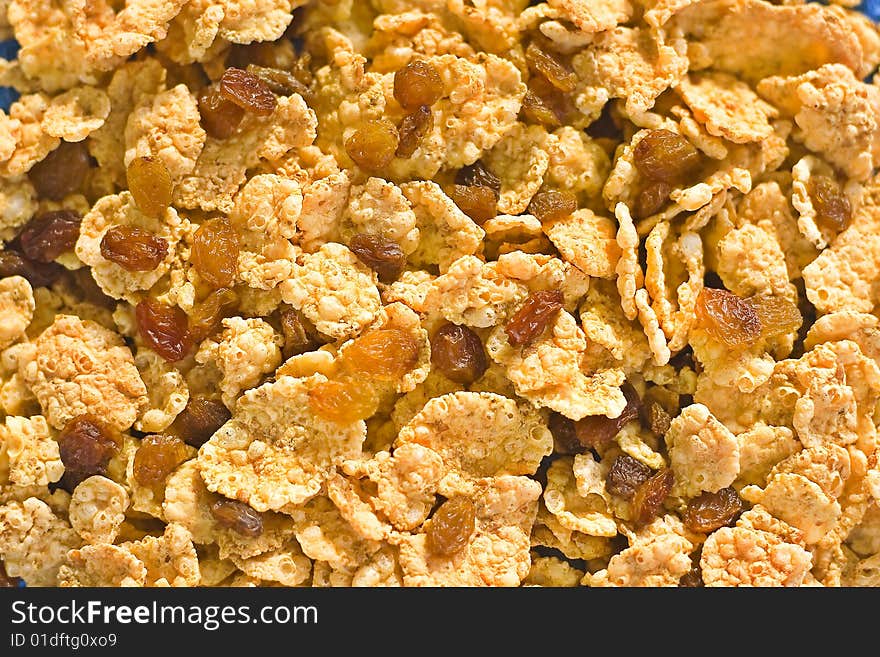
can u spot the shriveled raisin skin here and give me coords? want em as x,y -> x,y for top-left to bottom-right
505,290 -> 564,347
430,322 -> 488,385
0,249 -> 63,287
525,43 -> 576,93
211,499 -> 264,537
192,218 -> 239,288
427,497 -> 476,556
521,89 -> 561,128
348,234 -> 406,283
809,175 -> 851,233
198,86 -> 245,139
750,294 -> 802,340
695,287 -> 761,348
136,300 -> 192,362
396,105 -> 433,158
19,210 -> 82,263
606,454 -> 652,499
528,190 -> 577,223
245,64 -> 308,98
100,225 -> 169,272
549,412 -> 583,455
574,386 -> 641,448
645,402 -> 672,437
280,308 -> 319,358
345,120 -> 399,172
632,468 -> 674,525
127,156 -> 173,219
633,130 -> 703,185
451,184 -> 497,225
219,67 -> 277,116
682,487 -> 743,533
169,396 -> 231,448
57,415 -> 122,492
28,141 -> 91,201
455,161 -> 501,196
188,287 -> 238,342
635,181 -> 672,219
132,434 -> 190,488
308,376 -> 379,424
393,60 -> 444,112
342,328 -> 420,381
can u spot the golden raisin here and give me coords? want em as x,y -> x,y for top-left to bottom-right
393,60 -> 444,112
427,497 -> 475,556
188,287 -> 238,342
100,225 -> 169,272
132,434 -> 190,488
245,64 -> 309,97
126,156 -> 173,219
396,105 -> 434,158
505,289 -> 564,347
211,498 -> 264,537
451,184 -> 497,225
521,89 -> 561,128
136,299 -> 192,362
348,233 -> 406,283
57,414 -> 122,492
280,308 -> 319,358
750,294 -> 802,340
455,160 -> 501,196
430,322 -> 488,385
198,85 -> 245,139
632,468 -> 674,525
28,140 -> 91,201
682,487 -> 743,533
0,249 -> 62,287
695,287 -> 761,348
19,210 -> 82,263
606,454 -> 652,499
525,43 -> 576,92
528,190 -> 577,223
219,67 -> 277,116
345,120 -> 399,172
308,376 -> 379,424
192,218 -> 239,288
341,328 -> 420,381
169,396 -> 231,448
808,175 -> 851,233
633,129 -> 703,185
635,180 -> 672,219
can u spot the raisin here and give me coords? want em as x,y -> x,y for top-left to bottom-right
188,287 -> 238,342
192,218 -> 239,288
211,498 -> 264,537
345,120 -> 399,172
28,140 -> 91,201
528,190 -> 577,223
574,386 -> 641,448
308,376 -> 379,424
0,249 -> 62,287
632,468 -> 674,525
750,294 -> 802,340
451,184 -> 497,225
100,225 -> 169,272
427,497 -> 475,556
645,401 -> 672,437
132,434 -> 190,487
525,43 -> 576,92
633,129 -> 703,185
219,67 -> 277,116
169,396 -> 231,448
396,105 -> 433,158
635,180 -> 672,219
18,210 -> 82,262
679,563 -> 704,587
198,85 -> 245,139
57,414 -> 122,491
521,89 -> 561,128
505,289 -> 564,347
126,156 -> 173,219
695,287 -> 761,348
348,233 -> 406,283
280,308 -> 319,358
455,160 -> 501,196
808,175 -> 851,233
549,412 -> 582,455
393,60 -> 444,111
136,299 -> 192,362
606,454 -> 652,499
341,328 -> 420,381
245,64 -> 309,97
681,487 -> 743,533
0,562 -> 21,587
430,322 -> 488,384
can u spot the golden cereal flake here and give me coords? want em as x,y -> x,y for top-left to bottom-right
700,525 -> 812,587
20,315 -> 147,431
545,208 -> 621,279
122,522 -> 200,587
326,472 -> 391,542
543,457 -> 616,538
367,10 -> 475,72
523,554 -> 584,587
689,327 -> 775,393
216,0 -> 305,44
716,223 -> 796,301
482,123 -> 551,215
0,276 -> 33,350
544,126 -> 610,198
0,415 -> 62,486
614,202 -> 642,321
531,516 -> 612,561
494,252 -> 590,312
41,86 -> 110,142
161,460 -> 216,544
297,169 -> 350,252
847,503 -> 880,556
547,0 -> 632,33
666,403 -> 740,498
579,279 -> 652,373
0,178 -> 38,243
216,509 -> 297,561
198,375 -> 366,512
230,539 -> 312,587
342,177 -> 420,256
615,422 -> 667,471
133,348 -> 189,433
68,475 -> 129,544
195,317 -> 282,408
153,0 -> 225,64
446,0 -> 525,54
0,94 -> 58,177
57,543 -> 146,586
804,311 -> 880,361
279,242 -> 381,341
0,497 -> 80,586
124,83 -> 206,182
736,424 -> 801,487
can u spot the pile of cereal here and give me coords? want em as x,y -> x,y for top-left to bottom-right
0,0 -> 879,588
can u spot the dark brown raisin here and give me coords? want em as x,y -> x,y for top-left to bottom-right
633,130 -> 703,185
681,487 -> 743,533
18,210 -> 82,262
341,329 -> 421,381
396,105 -> 433,158
280,308 -> 318,358
455,160 -> 501,196
345,119 -> 399,172
169,396 -> 231,448
245,64 -> 309,97
549,412 -> 583,455
136,299 -> 192,362
211,498 -> 264,537
632,468 -> 674,525
808,175 -> 851,233
505,289 -> 564,347
528,190 -> 577,223
427,497 -> 475,556
348,233 -> 406,283
132,434 -> 190,488
430,322 -> 488,385
0,249 -> 63,287
750,294 -> 802,340
635,180 -> 672,219
679,562 -> 704,587
606,454 -> 652,499
393,60 -> 444,112
28,141 -> 91,201
188,287 -> 238,342
192,218 -> 239,288
58,414 -> 122,491
198,85 -> 245,139
525,43 -> 576,92
645,402 -> 672,437
695,287 -> 761,348
126,156 -> 173,219
451,184 -> 497,225
219,67 -> 277,116
100,225 -> 169,272
574,386 -> 641,448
